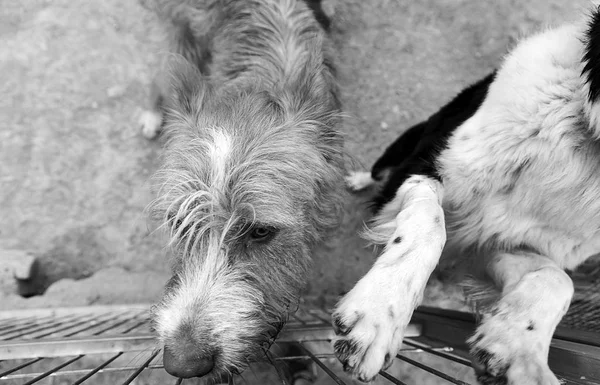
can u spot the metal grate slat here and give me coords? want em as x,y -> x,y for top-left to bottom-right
1,363 -> 168,381
88,316 -> 140,336
0,315 -> 56,330
56,312 -> 130,338
120,349 -> 161,385
71,352 -> 123,385
0,305 -> 599,384
298,343 -> 348,385
380,370 -> 409,385
0,314 -> 81,339
274,353 -> 335,360
0,317 -> 50,334
395,353 -> 471,385
4,314 -> 97,340
119,319 -> 149,334
60,312 -> 139,338
306,309 -> 332,324
22,355 -> 83,385
0,357 -> 44,378
403,337 -> 472,366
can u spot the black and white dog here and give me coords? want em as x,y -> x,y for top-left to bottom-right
333,7 -> 600,385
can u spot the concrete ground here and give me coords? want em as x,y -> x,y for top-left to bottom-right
0,0 -> 597,383
2,0 -> 594,308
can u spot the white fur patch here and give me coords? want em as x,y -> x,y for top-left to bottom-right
208,130 -> 232,189
439,21 -> 600,269
345,170 -> 374,191
139,109 -> 163,140
153,239 -> 225,340
469,253 -> 573,384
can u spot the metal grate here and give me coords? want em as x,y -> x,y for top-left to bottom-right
562,279 -> 600,333
0,305 -> 598,385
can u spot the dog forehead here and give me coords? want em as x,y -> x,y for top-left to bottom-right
205,129 -> 232,190
162,106 -> 329,231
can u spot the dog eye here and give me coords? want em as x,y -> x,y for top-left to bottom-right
249,226 -> 277,241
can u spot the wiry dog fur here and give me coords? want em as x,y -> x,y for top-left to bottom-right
335,7 -> 600,385
140,0 -> 344,380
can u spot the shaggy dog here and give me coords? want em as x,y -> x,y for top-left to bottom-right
333,8 -> 600,385
139,0 -> 344,380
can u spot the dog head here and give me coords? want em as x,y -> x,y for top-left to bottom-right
150,60 -> 344,379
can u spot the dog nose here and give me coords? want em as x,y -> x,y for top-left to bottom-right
163,344 -> 215,378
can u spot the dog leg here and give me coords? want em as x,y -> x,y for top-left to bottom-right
469,252 -> 574,385
139,79 -> 164,140
332,175 -> 446,382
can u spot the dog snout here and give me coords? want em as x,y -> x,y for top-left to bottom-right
163,341 -> 215,379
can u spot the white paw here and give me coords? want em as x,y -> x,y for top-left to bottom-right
332,267 -> 413,382
321,0 -> 337,18
139,109 -> 163,140
469,308 -> 561,385
345,171 -> 374,191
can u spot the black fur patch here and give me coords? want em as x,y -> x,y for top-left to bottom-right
472,348 -> 509,385
332,312 -> 362,336
384,352 -> 393,368
583,6 -> 600,103
372,72 -> 496,211
334,339 -> 359,367
388,306 -> 395,320
489,306 -> 500,317
499,158 -> 530,194
527,321 -> 535,331
303,0 -> 331,31
393,236 -> 402,244
332,314 -> 348,335
371,122 -> 427,180
472,348 -> 495,372
477,373 -> 509,385
164,274 -> 181,292
177,22 -> 212,75
471,333 -> 483,346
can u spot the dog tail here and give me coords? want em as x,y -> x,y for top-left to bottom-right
582,6 -> 600,138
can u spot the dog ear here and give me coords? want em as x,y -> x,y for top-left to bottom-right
283,34 -> 339,113
282,35 -> 343,162
162,56 -> 211,115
